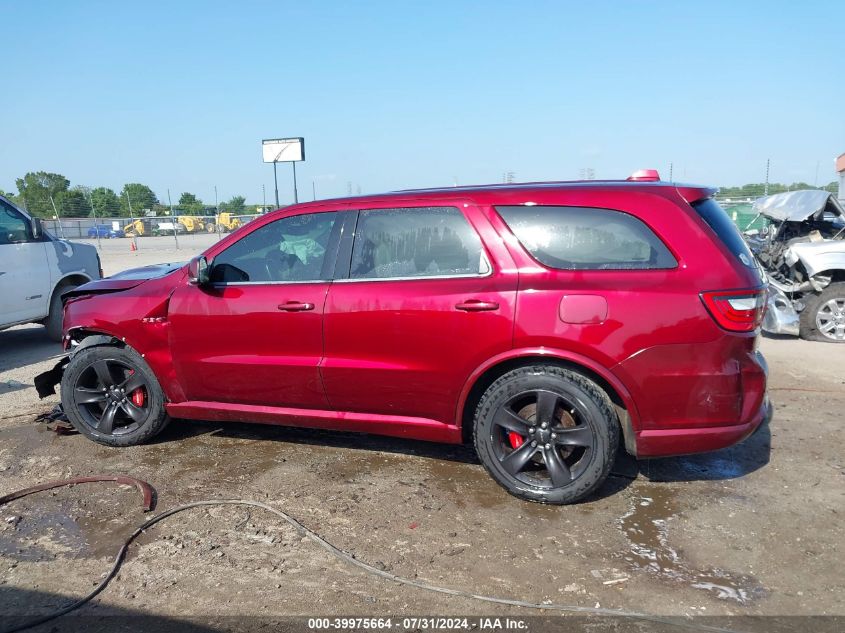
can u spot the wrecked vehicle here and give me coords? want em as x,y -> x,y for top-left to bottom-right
744,190 -> 845,342
37,176 -> 771,505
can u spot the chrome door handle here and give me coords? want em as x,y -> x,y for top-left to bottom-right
455,299 -> 499,312
277,301 -> 315,312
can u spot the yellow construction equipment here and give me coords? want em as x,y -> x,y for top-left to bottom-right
206,212 -> 242,233
123,219 -> 151,237
177,216 -> 206,232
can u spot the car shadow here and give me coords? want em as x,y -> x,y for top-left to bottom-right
157,411 -> 771,484
636,414 -> 772,483
0,587 -> 224,633
0,325 -> 64,374
153,410 -> 771,504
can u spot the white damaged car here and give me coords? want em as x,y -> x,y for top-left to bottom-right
1,194 -> 101,341
744,190 -> 845,342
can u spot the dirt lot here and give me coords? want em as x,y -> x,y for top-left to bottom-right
1,235 -> 844,631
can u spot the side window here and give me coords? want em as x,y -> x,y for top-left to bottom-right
0,201 -> 32,245
496,205 -> 676,270
350,206 -> 488,279
210,212 -> 339,283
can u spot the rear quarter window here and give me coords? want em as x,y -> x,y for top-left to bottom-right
495,205 -> 676,270
691,198 -> 757,269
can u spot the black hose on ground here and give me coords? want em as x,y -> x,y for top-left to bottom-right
1,499 -> 746,633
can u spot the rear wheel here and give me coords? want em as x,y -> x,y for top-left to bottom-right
61,345 -> 170,446
473,366 -> 618,504
800,282 -> 845,343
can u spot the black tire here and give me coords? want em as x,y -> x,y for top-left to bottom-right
799,282 -> 845,343
473,366 -> 619,504
61,345 -> 170,446
45,283 -> 75,342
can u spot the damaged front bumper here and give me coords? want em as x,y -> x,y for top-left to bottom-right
762,284 -> 800,337
34,357 -> 69,399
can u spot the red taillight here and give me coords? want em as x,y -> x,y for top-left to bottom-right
701,289 -> 765,333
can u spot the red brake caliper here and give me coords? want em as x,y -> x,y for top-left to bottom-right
508,432 -> 524,449
127,370 -> 146,407
131,388 -> 146,407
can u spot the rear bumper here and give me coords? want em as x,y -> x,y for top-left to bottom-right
635,393 -> 771,458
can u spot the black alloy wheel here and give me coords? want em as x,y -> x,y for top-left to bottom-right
61,345 -> 170,446
474,366 -> 618,504
491,389 -> 595,488
72,357 -> 149,436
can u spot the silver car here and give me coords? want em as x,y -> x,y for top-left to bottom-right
744,190 -> 845,342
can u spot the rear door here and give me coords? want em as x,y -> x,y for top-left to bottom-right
168,209 -> 347,408
321,203 -> 517,426
0,199 -> 50,325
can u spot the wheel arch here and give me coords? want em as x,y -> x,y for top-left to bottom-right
457,349 -> 640,456
816,269 -> 845,283
51,273 -> 92,302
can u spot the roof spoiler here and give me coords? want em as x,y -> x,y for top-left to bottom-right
676,185 -> 718,204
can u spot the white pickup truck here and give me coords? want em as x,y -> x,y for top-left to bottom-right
0,194 -> 101,341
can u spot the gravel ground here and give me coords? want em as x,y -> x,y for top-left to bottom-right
1,236 -> 844,631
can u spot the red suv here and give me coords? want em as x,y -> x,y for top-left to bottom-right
46,174 -> 770,504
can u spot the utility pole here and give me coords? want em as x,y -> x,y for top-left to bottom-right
167,189 -> 179,249
669,162 -> 674,182
49,195 -> 66,239
81,187 -> 101,250
312,180 -> 316,201
262,184 -> 266,210
125,190 -> 139,251
764,159 -> 770,196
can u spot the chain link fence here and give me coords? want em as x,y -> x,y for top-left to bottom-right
41,214 -> 264,240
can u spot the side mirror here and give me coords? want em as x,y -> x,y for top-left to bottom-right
187,255 -> 211,285
31,217 -> 43,240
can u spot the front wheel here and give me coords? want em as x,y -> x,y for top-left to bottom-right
800,282 -> 845,342
61,345 -> 170,446
473,366 -> 618,504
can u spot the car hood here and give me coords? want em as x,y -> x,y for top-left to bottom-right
63,262 -> 185,300
753,190 -> 845,222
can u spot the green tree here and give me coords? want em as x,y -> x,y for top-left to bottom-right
119,183 -> 158,217
90,187 -> 121,217
220,195 -> 246,214
177,192 -> 204,215
14,172 -> 70,217
0,189 -> 21,206
56,187 -> 93,217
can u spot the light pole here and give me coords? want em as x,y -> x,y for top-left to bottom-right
273,162 -> 279,207
167,189 -> 179,249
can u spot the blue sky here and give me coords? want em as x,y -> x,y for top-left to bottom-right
2,0 -> 844,204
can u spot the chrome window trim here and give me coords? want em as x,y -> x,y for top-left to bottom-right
210,278 -> 332,287
336,254 -> 493,283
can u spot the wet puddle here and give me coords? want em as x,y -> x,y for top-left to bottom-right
619,487 -> 765,604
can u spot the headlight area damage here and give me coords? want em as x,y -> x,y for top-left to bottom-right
34,262 -> 186,398
744,190 -> 845,342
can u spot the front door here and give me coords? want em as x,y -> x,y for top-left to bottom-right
322,204 -> 517,425
0,200 -> 50,325
169,210 -> 344,408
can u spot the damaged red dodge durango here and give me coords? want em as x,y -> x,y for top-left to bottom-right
43,174 -> 771,504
